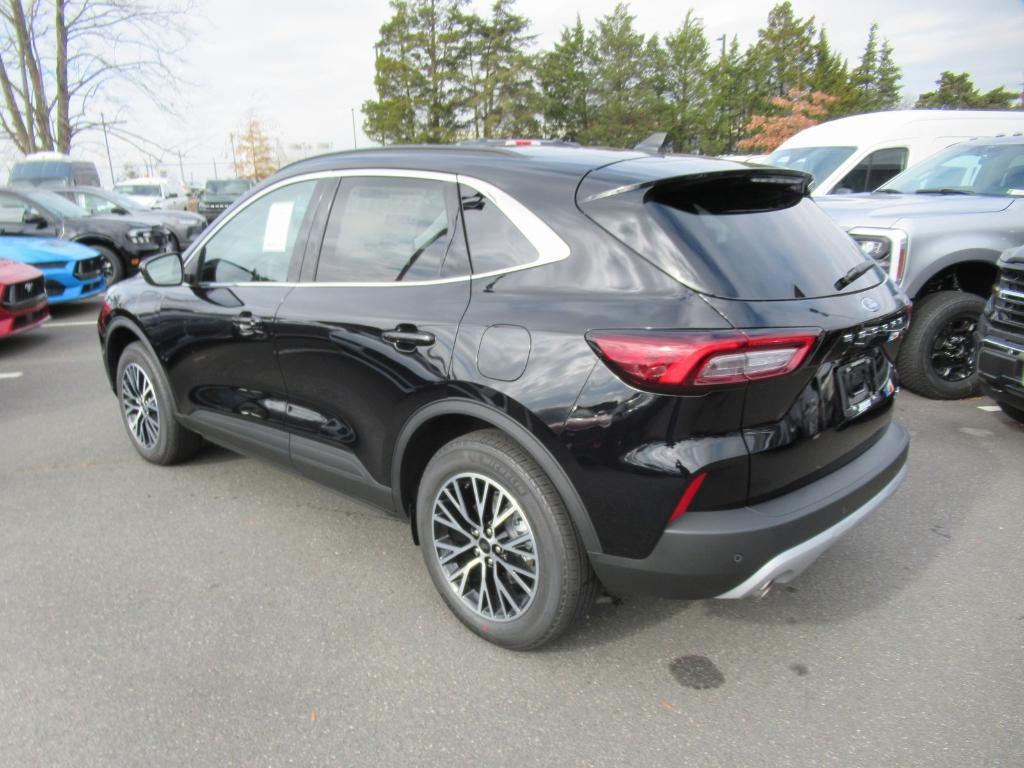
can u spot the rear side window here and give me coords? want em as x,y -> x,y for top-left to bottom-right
459,183 -> 537,274
834,147 -> 908,193
316,177 -> 467,283
580,173 -> 877,300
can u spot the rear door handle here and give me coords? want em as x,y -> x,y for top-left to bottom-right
382,326 -> 435,350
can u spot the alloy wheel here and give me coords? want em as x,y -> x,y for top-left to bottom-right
430,473 -> 539,622
121,362 -> 160,449
929,316 -> 978,382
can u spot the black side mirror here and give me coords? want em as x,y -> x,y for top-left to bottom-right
167,192 -> 178,199
140,252 -> 184,287
23,212 -> 48,228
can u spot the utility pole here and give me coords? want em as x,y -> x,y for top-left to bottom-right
228,133 -> 238,175
716,34 -> 726,59
351,108 -> 358,149
100,112 -> 115,185
212,158 -> 219,180
177,151 -> 186,182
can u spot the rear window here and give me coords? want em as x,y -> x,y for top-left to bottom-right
579,172 -> 880,300
10,160 -> 72,184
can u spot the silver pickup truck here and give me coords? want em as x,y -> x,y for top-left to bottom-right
818,136 -> 1024,399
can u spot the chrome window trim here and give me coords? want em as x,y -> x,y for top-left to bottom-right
185,168 -> 570,288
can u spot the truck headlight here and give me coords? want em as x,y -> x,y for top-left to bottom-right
128,228 -> 152,244
849,227 -> 909,284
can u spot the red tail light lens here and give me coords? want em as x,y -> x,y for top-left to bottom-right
586,330 -> 820,392
98,297 -> 113,334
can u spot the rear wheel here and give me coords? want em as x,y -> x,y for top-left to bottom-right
416,429 -> 596,650
116,341 -> 201,465
897,291 -> 986,399
96,244 -> 125,284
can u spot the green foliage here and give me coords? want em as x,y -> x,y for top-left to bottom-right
915,72 -> 1020,110
364,1 -> 1019,153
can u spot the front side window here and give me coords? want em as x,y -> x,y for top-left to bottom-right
0,193 -> 33,224
199,180 -> 318,283
316,176 -> 465,283
459,183 -> 537,273
834,147 -> 909,193
77,192 -> 116,214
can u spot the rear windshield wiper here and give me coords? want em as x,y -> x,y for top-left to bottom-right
834,259 -> 877,291
913,188 -> 974,195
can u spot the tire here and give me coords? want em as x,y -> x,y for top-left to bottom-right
897,291 -> 986,400
416,429 -> 597,650
96,244 -> 125,285
998,401 -> 1024,423
115,341 -> 202,465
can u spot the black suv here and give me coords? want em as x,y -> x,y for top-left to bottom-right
979,246 -> 1024,422
98,146 -> 911,649
198,178 -> 254,223
0,186 -> 167,283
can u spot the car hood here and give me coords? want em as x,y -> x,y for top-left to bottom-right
0,257 -> 43,283
0,236 -> 99,264
85,213 -> 162,229
102,209 -> 201,227
817,193 -> 1014,229
118,194 -> 160,208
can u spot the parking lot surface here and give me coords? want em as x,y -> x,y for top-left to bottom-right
1,297 -> 1021,767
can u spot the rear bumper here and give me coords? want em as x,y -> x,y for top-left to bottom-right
589,421 -> 910,600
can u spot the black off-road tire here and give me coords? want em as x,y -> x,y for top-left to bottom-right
416,429 -> 597,650
115,341 -> 202,465
897,291 -> 986,400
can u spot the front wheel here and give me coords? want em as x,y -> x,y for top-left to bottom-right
416,429 -> 596,650
116,342 -> 202,465
897,291 -> 986,400
95,244 -> 125,284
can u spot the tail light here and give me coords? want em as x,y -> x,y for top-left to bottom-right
586,329 -> 820,393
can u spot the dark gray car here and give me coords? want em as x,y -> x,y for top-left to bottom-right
54,187 -> 208,252
818,136 -> 1024,399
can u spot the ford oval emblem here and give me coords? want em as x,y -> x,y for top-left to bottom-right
861,297 -> 880,313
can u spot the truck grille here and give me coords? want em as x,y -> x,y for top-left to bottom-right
990,264 -> 1024,341
3,276 -> 45,308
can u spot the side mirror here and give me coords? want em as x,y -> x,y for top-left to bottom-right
23,212 -> 48,228
167,192 -> 179,199
111,206 -> 129,215
140,252 -> 184,287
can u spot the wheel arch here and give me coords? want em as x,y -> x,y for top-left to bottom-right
103,315 -> 159,392
909,252 -> 1000,301
71,234 -> 120,255
391,399 -> 601,553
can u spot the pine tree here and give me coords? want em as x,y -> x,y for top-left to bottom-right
465,0 -> 538,138
663,10 -> 709,153
704,36 -> 752,154
844,23 -> 902,113
916,72 -> 1019,109
363,0 -> 470,144
536,17 -> 595,140
587,3 -> 664,147
809,29 -> 849,107
751,2 -> 817,98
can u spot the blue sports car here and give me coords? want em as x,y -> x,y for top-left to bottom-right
0,236 -> 105,303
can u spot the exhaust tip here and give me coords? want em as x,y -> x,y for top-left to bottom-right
756,580 -> 775,599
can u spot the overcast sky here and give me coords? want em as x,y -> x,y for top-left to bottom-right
7,0 -> 1024,184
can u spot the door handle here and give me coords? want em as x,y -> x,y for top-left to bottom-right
232,312 -> 265,338
382,326 -> 435,350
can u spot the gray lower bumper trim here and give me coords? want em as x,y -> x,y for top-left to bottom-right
715,464 -> 907,599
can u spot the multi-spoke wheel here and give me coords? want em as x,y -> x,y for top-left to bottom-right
897,291 -> 986,400
417,429 -> 596,650
115,341 -> 202,465
431,473 -> 539,621
121,362 -> 160,449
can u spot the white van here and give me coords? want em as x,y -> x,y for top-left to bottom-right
766,110 -> 1024,196
113,176 -> 188,211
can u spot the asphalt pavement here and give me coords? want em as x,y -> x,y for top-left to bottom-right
1,296 -> 1021,767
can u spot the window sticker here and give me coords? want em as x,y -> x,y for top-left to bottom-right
263,201 -> 294,253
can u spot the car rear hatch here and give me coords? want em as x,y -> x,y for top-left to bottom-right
578,157 -> 909,502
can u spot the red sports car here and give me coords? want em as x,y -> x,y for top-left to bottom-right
0,258 -> 49,338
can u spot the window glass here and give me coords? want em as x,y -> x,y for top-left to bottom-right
459,184 -> 537,273
78,192 -> 116,214
834,147 -> 908,193
765,146 -> 855,190
0,193 -> 31,224
199,180 -> 317,283
316,177 -> 459,282
881,142 -> 1024,196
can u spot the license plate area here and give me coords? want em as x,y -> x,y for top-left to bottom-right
837,357 -> 877,419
